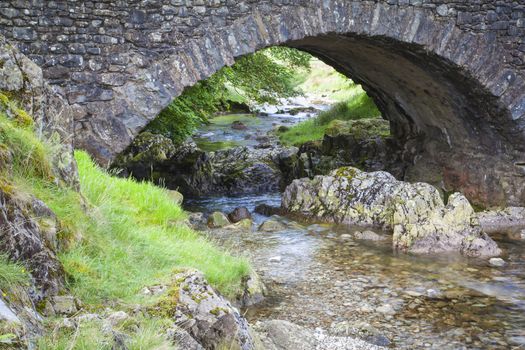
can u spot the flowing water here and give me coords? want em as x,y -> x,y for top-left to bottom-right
184,102 -> 525,349
186,194 -> 525,350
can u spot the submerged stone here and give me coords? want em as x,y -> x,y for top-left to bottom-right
207,211 -> 230,228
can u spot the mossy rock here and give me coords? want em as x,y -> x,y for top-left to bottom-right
325,118 -> 390,139
207,211 -> 230,228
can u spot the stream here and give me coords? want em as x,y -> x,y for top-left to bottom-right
184,101 -> 525,350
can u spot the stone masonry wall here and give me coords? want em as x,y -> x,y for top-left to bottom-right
0,0 -> 524,207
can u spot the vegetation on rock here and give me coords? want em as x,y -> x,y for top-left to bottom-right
278,94 -> 382,146
0,254 -> 29,290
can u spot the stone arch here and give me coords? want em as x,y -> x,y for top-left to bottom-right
1,1 -> 524,206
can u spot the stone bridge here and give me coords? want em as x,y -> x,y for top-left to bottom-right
0,0 -> 524,207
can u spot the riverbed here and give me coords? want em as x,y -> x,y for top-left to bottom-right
184,103 -> 525,350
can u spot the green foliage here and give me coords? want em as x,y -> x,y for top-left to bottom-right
21,151 -> 250,305
278,93 -> 382,146
292,58 -> 363,102
0,254 -> 29,290
315,94 -> 381,125
0,107 -> 53,180
146,47 -> 311,144
37,317 -> 172,350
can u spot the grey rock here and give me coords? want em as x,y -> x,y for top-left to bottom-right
207,211 -> 230,228
354,230 -> 388,241
166,270 -> 255,350
489,258 -> 506,267
282,167 -> 500,257
259,217 -> 287,232
0,298 -> 21,324
228,206 -> 252,223
45,295 -> 79,316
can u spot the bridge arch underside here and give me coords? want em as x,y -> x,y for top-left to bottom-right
57,3 -> 525,208
288,33 -> 525,208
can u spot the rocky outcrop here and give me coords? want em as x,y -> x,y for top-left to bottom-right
154,270 -> 255,350
0,190 -> 65,302
113,132 -> 300,197
282,118 -> 404,182
477,207 -> 525,238
282,167 -> 500,257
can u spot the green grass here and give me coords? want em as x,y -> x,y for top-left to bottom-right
0,254 -> 29,291
37,317 -> 172,350
278,92 -> 382,146
276,119 -> 328,146
18,151 -> 251,305
1,95 -> 250,308
316,94 -> 380,125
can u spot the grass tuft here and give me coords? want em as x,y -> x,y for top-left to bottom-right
0,254 -> 29,290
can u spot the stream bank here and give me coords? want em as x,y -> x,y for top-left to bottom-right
114,99 -> 525,349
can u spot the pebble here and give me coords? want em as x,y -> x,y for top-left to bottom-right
269,256 -> 282,263
376,304 -> 395,315
489,258 -> 506,267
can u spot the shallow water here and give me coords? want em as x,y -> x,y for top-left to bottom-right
185,194 -> 525,350
193,99 -> 327,151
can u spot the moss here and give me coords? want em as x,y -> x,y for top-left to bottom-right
335,167 -> 358,180
153,284 -> 180,318
0,92 -> 33,128
209,307 -> 229,316
195,139 -> 240,152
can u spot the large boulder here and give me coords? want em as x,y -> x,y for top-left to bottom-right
154,270 -> 255,350
282,167 -> 500,257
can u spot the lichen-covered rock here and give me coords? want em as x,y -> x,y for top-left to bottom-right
44,295 -> 80,316
258,217 -> 288,232
476,207 -> 525,236
0,189 -> 65,301
207,211 -> 230,228
282,167 -> 500,257
156,270 -> 255,350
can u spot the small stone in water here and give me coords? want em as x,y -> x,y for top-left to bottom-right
376,304 -> 395,315
269,256 -> 282,263
489,258 -> 506,267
